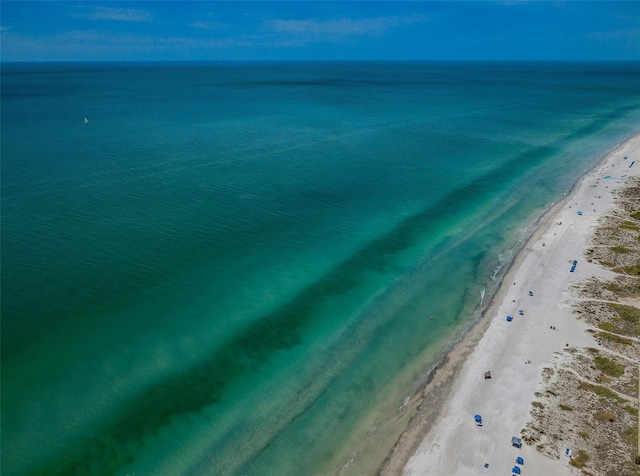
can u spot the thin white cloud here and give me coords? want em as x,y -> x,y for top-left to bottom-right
0,12 -> 431,61
190,20 -> 227,30
616,14 -> 640,25
589,28 -> 640,42
269,18 -> 384,36
72,6 -> 153,22
0,29 -> 248,61
266,15 -> 429,43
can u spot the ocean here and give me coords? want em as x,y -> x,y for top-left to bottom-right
2,61 -> 639,475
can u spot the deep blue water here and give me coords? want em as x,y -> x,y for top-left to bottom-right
2,61 -> 639,475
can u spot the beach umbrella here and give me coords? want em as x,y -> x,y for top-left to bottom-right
474,414 -> 482,422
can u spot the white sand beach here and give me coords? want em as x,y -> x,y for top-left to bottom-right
401,134 -> 640,475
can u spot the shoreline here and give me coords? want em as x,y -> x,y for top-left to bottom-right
376,132 -> 640,475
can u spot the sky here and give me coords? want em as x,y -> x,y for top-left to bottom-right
1,1 -> 639,62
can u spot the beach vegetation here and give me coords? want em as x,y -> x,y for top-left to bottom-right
579,381 -> 592,391
625,405 -> 638,416
619,221 -> 639,230
580,381 -> 623,402
598,322 -> 617,333
531,401 -> 544,409
597,331 -> 633,345
594,356 -> 625,377
594,410 -> 615,422
601,322 -> 638,338
623,426 -> 638,445
559,403 -> 573,411
521,427 -> 540,445
593,385 -> 623,401
605,281 -> 623,293
599,374 -> 611,384
636,455 -> 640,465
630,210 -> 640,220
610,303 -> 640,323
604,280 -> 640,294
621,263 -> 640,275
611,245 -> 630,253
578,430 -> 589,439
569,449 -> 590,468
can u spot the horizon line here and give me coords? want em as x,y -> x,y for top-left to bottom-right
3,59 -> 640,65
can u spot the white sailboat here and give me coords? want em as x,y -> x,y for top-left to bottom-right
84,117 -> 89,124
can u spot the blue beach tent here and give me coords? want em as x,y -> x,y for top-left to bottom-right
512,466 -> 521,474
506,315 -> 513,322
516,456 -> 524,465
474,414 -> 482,422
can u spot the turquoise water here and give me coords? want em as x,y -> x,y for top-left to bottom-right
2,62 -> 639,475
